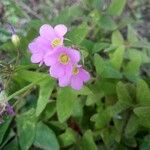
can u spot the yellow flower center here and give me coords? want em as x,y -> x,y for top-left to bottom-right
51,38 -> 61,48
72,67 -> 79,75
59,53 -> 70,64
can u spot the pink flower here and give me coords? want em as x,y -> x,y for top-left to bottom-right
44,46 -> 80,78
28,24 -> 67,65
28,23 -> 91,90
59,65 -> 90,90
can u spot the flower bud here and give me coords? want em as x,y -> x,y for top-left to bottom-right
11,34 -> 20,47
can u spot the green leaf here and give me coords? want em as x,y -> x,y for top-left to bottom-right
92,42 -> 110,54
81,39 -> 94,52
125,114 -> 139,138
100,128 -> 119,148
116,82 -> 132,104
111,30 -> 124,47
124,137 -> 137,148
81,130 -> 97,150
0,129 -> 16,149
8,83 -> 34,101
109,101 -> 130,116
13,70 -> 55,116
2,137 -> 19,150
34,122 -> 59,150
92,109 -> 111,129
134,107 -> 150,118
50,121 -> 67,131
52,5 -> 83,24
127,25 -> 138,44
104,45 -> 116,52
67,23 -> 88,45
80,49 -> 89,59
102,65 -> 123,79
16,109 -> 37,150
136,79 -> 150,106
89,9 -> 101,24
134,106 -> 150,128
36,77 -> 55,116
94,54 -> 123,79
124,51 -> 141,82
42,101 -> 56,121
99,79 -> 117,95
16,70 -> 48,84
110,45 -> 125,70
139,135 -> 150,150
72,98 -> 83,119
0,118 -> 12,144
59,128 -> 77,147
84,0 -> 103,10
75,86 -> 93,95
86,94 -> 97,106
125,48 -> 150,63
94,54 -> 104,75
109,82 -> 133,119
110,30 -> 125,70
57,87 -> 77,123
99,15 -> 117,31
26,28 -> 38,43
27,20 -> 43,31
131,40 -> 150,49
108,0 -> 126,16
91,0 -> 103,9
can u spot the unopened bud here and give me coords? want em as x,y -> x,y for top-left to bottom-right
11,34 -> 20,47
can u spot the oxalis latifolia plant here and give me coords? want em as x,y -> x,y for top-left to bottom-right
0,0 -> 150,150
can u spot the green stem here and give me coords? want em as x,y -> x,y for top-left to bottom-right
7,76 -> 47,101
7,83 -> 34,101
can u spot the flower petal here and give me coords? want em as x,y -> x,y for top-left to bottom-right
28,36 -> 51,54
49,63 -> 65,78
70,76 -> 83,90
79,68 -> 90,82
58,75 -> 70,87
39,24 -> 56,41
44,52 -> 58,66
31,53 -> 43,63
28,40 -> 39,53
54,24 -> 67,37
68,48 -> 80,64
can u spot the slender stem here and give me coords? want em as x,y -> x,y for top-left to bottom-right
7,83 -> 34,101
13,85 -> 33,107
7,76 -> 47,101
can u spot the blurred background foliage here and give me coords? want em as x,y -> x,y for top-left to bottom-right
0,0 -> 150,150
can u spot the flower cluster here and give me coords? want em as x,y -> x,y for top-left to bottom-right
28,24 -> 90,90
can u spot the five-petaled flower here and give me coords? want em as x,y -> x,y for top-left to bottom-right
28,24 -> 67,65
59,65 -> 90,90
44,46 -> 80,79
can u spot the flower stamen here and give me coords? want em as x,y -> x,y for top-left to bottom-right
51,38 -> 61,48
59,53 -> 70,64
72,67 -> 79,75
